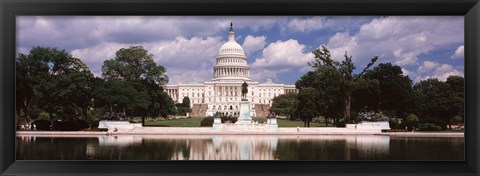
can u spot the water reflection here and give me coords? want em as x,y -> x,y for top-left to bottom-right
16,135 -> 464,160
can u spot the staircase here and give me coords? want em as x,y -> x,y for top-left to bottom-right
191,104 -> 208,117
254,104 -> 270,117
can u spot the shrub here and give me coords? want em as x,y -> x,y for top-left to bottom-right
419,118 -> 447,130
402,114 -> 419,130
389,118 -> 400,129
90,120 -> 100,128
32,120 -> 51,130
200,117 -> 214,127
52,119 -> 90,131
356,112 -> 389,122
419,123 -> 442,131
221,116 -> 237,123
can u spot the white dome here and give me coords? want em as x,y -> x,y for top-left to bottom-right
218,41 -> 245,56
211,22 -> 251,82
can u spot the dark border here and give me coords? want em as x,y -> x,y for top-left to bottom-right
1,0 -> 479,176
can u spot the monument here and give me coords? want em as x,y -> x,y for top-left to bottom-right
236,81 -> 253,125
211,81 -> 278,131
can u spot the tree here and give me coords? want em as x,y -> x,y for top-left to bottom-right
176,97 -> 192,116
93,79 -> 139,116
270,93 -> 297,119
102,46 -> 168,84
16,47 -> 94,127
296,66 -> 344,126
294,88 -> 319,127
364,63 -> 414,118
351,78 -> 380,117
445,76 -> 464,128
308,46 -> 378,124
142,80 -> 176,119
413,77 -> 462,129
101,46 -> 172,125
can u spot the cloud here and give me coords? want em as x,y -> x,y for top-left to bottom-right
413,60 -> 463,82
250,69 -> 289,83
417,60 -> 440,74
249,39 -> 315,83
282,16 -> 373,33
325,16 -> 464,67
71,36 -> 224,83
252,39 -> 314,69
241,35 -> 266,56
71,42 -> 131,77
451,45 -> 464,59
285,17 -> 327,33
17,16 -> 284,51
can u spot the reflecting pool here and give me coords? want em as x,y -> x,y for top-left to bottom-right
16,135 -> 464,160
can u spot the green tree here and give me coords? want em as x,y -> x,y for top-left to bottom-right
364,63 -> 414,118
102,46 -> 168,84
270,93 -> 297,119
413,77 -> 462,129
93,79 -> 138,116
308,46 -> 378,124
294,87 -> 320,127
176,97 -> 192,116
101,46 -> 172,125
296,66 -> 344,126
445,76 -> 464,128
16,47 -> 94,127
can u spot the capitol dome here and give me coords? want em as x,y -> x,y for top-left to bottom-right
218,42 -> 245,56
212,22 -> 251,82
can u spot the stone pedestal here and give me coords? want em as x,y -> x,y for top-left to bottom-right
267,118 -> 278,131
212,117 -> 222,130
236,100 -> 253,125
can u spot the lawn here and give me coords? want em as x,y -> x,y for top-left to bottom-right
145,118 -> 204,127
145,117 -> 331,127
276,119 -> 327,127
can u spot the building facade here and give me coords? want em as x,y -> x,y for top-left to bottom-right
165,23 -> 297,117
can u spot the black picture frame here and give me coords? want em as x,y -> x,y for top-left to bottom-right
1,0 -> 479,175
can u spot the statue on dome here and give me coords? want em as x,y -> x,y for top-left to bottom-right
241,81 -> 248,100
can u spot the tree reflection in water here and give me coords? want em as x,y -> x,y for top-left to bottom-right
16,135 -> 463,160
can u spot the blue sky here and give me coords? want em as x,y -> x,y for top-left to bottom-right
17,16 -> 464,85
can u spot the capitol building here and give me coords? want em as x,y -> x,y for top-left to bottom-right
165,23 -> 297,117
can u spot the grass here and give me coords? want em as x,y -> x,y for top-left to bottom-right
145,118 -> 204,127
277,119 -> 327,127
144,117 -> 332,127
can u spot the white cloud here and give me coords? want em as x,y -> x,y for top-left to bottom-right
325,16 -> 464,67
285,17 -> 327,33
413,61 -> 463,82
241,35 -> 266,56
250,69 -> 290,83
249,39 -> 315,83
145,36 -> 223,84
451,45 -> 464,59
252,39 -> 314,69
417,60 -> 440,74
71,36 -> 224,83
282,16 -> 373,33
401,68 -> 411,77
71,42 -> 130,77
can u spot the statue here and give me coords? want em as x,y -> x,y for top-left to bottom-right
241,81 -> 248,100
